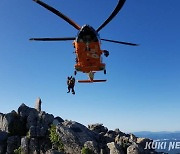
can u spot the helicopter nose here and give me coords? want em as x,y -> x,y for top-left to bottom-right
82,27 -> 90,32
81,25 -> 91,31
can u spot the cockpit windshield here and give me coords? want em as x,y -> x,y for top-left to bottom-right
77,25 -> 99,43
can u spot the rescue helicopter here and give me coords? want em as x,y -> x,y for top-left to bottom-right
30,0 -> 138,83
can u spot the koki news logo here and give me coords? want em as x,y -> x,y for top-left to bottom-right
144,140 -> 180,151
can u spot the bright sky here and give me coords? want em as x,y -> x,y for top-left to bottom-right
0,0 -> 180,132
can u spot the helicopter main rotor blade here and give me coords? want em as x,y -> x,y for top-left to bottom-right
33,0 -> 81,30
96,0 -> 126,32
29,37 -> 75,41
101,38 -> 138,46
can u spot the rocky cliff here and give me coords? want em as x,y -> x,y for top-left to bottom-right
0,98 -> 159,154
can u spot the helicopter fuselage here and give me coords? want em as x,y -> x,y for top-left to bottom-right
74,25 -> 106,73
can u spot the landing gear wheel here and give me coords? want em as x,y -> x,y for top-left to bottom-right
74,71 -> 77,76
104,70 -> 106,74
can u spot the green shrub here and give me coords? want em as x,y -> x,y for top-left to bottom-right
49,125 -> 64,152
81,147 -> 93,154
14,146 -> 21,154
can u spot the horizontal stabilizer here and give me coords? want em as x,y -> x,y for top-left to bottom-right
78,80 -> 107,83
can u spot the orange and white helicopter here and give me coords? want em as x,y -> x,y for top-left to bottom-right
30,0 -> 138,83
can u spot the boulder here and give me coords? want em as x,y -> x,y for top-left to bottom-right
0,130 -> 8,144
29,138 -> 39,154
21,136 -> 29,154
105,130 -> 116,140
115,135 -> 132,153
115,136 -> 130,145
57,120 -> 100,154
39,136 -> 52,153
114,129 -> 128,139
0,131 -> 8,153
53,117 -> 64,126
38,111 -> 54,127
0,113 -> 4,130
127,144 -> 141,154
107,142 -> 124,154
129,133 -> 137,143
18,103 -> 37,119
6,136 -> 21,154
84,141 -> 99,154
104,130 -> 117,143
29,126 -> 37,138
26,109 -> 39,128
29,125 -> 48,138
136,137 -> 153,148
136,138 -> 156,153
0,111 -> 26,136
88,123 -> 108,134
27,110 -> 54,136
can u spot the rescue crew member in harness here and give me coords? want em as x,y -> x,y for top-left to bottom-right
67,76 -> 75,95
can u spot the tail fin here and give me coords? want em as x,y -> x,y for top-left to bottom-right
78,80 -> 107,83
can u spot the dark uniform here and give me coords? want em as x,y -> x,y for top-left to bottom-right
67,76 -> 75,95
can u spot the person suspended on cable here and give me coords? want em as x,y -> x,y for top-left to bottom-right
67,76 -> 75,95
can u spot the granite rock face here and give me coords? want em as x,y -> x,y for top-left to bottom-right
56,120 -> 100,154
0,98 -> 159,154
0,110 -> 26,136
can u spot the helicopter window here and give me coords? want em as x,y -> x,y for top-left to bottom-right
77,30 -> 98,42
